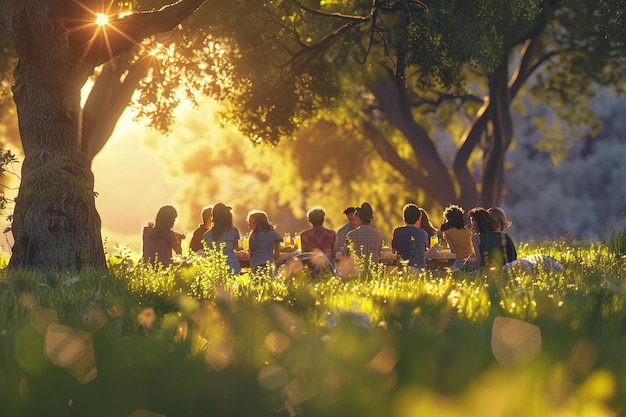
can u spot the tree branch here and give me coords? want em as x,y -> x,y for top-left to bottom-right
67,0 -> 207,66
83,55 -> 152,161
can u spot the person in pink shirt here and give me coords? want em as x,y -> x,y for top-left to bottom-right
141,205 -> 186,267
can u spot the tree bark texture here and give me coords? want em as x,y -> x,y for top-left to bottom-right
6,2 -> 106,270
1,0 -> 206,270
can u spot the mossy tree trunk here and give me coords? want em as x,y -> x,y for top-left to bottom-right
7,4 -> 105,270
1,0 -> 206,270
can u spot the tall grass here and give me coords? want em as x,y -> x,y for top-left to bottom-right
1,236 -> 625,417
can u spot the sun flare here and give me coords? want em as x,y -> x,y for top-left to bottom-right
94,13 -> 109,26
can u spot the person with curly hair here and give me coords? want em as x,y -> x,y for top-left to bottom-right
441,204 -> 474,270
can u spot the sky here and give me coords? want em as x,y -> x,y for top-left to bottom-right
92,110 -> 185,255
0,106 -> 187,257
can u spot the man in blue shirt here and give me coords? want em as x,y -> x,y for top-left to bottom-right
336,206 -> 359,257
391,204 -> 429,268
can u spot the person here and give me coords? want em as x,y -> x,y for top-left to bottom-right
488,207 -> 512,232
488,207 -> 559,273
418,208 -> 438,248
141,205 -> 186,267
300,207 -> 337,258
391,203 -> 428,268
467,207 -> 517,270
343,202 -> 383,262
503,254 -> 564,273
336,206 -> 360,257
440,204 -> 474,270
247,210 -> 283,271
189,205 -> 213,253
203,203 -> 241,274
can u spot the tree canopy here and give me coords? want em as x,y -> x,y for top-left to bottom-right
186,0 -> 626,209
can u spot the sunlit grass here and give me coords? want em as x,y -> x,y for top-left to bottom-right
1,234 -> 626,416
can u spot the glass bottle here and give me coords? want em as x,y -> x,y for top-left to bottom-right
294,233 -> 301,251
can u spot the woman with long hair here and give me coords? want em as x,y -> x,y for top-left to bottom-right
141,205 -> 185,267
247,210 -> 283,271
468,207 -> 516,270
203,203 -> 241,274
418,208 -> 438,248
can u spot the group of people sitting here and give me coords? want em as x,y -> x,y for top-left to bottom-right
335,202 -> 518,272
141,204 -> 283,274
141,201 -> 560,275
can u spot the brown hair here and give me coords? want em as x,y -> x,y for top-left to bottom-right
150,205 -> 177,240
418,208 -> 438,237
212,203 -> 233,240
201,206 -> 213,224
468,207 -> 497,234
307,207 -> 326,227
248,210 -> 274,235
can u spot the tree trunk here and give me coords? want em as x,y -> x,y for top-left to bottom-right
370,79 -> 458,207
482,60 -> 513,208
2,0 -> 207,270
7,2 -> 106,270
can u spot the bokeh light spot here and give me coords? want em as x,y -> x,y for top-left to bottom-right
265,331 -> 290,355
258,365 -> 288,390
491,317 -> 542,366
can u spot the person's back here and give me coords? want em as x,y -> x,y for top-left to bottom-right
249,229 -> 282,268
468,207 -> 519,271
336,206 -> 359,256
301,207 -> 337,258
247,210 -> 283,270
346,226 -> 383,262
344,202 -> 383,262
142,226 -> 176,266
392,204 -> 428,268
477,231 -> 508,268
443,227 -> 473,259
301,227 -> 336,257
204,203 -> 241,274
141,205 -> 184,267
441,205 -> 474,260
204,227 -> 240,273
487,206 -> 517,265
190,205 -> 213,253
418,208 -> 438,247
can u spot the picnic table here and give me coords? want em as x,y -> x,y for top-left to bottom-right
379,247 -> 456,269
237,246 -> 457,270
236,250 -> 298,269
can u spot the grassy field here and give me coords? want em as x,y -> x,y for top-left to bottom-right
0,234 -> 625,417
